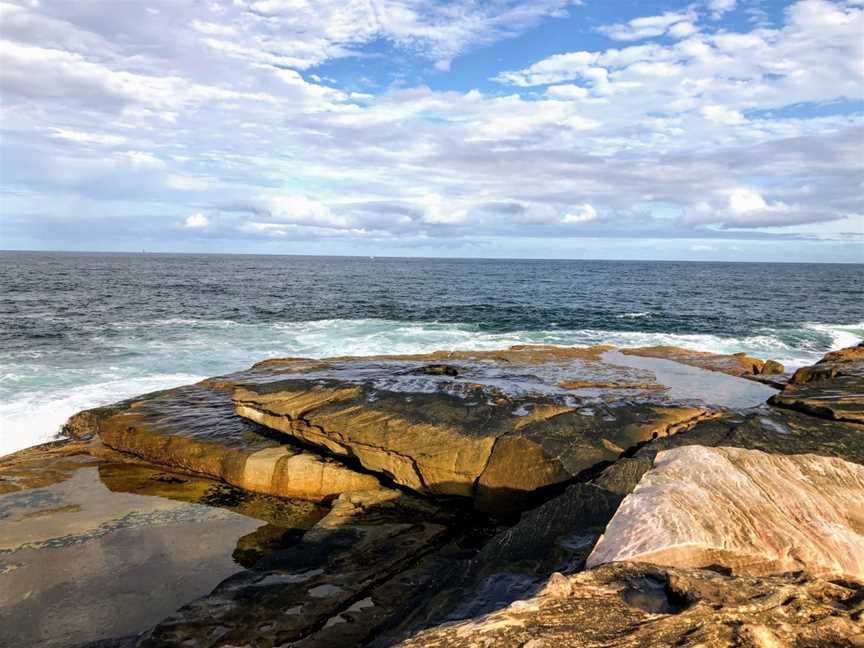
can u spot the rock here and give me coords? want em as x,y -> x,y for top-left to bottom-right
65,381 -> 381,501
370,483 -> 624,645
760,359 -> 785,375
621,345 -> 766,376
0,441 -> 325,648
394,562 -> 864,648
590,457 -> 653,494
634,405 -> 864,466
586,446 -> 864,581
135,488 -> 456,648
228,344 -> 786,514
771,345 -> 864,423
230,346 -> 723,514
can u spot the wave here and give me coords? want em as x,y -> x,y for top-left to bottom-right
0,373 -> 205,457
1,318 -> 861,457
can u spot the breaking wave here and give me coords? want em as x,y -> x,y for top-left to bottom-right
1,317 -> 861,456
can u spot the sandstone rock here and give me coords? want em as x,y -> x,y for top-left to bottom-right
771,345 -> 864,423
226,344 -> 776,513
621,345 -> 766,376
587,446 -> 864,581
232,360 -> 714,514
760,359 -> 785,375
394,562 -> 864,648
634,405 -> 864,466
65,381 -> 381,501
369,483 -> 624,645
590,457 -> 653,494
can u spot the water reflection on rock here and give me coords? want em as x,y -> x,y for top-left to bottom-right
0,448 -> 325,648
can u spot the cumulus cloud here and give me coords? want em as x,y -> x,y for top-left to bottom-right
562,204 -> 597,224
599,10 -> 698,41
185,212 -> 209,228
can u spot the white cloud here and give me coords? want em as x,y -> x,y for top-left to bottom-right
701,105 -> 746,125
728,188 -> 768,214
185,212 -> 209,228
708,0 -> 737,19
263,194 -> 350,228
48,128 -> 126,146
562,204 -> 597,224
600,10 -> 697,41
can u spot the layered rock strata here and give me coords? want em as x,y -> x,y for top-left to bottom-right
65,382 -> 381,501
230,345 -> 773,513
7,343 -> 863,648
587,446 -> 864,581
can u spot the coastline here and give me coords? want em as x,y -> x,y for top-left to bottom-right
3,319 -> 863,457
2,341 -> 863,647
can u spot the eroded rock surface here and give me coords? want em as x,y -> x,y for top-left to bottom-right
634,404 -> 864,465
394,562 -> 864,648
771,345 -> 864,423
18,342 -> 859,647
587,446 -> 864,581
65,381 -> 381,501
230,345 -> 774,513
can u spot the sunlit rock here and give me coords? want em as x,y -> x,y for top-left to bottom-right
587,446 -> 864,581
65,381 -> 381,501
393,562 -> 863,648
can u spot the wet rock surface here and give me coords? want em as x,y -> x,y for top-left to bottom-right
0,442 -> 325,648
620,345 -> 771,376
771,344 -> 864,423
231,345 -> 774,514
5,343 -> 864,647
65,380 -> 381,501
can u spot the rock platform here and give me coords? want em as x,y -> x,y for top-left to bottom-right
2,343 -> 862,647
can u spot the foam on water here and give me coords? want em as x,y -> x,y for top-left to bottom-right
1,317 -> 861,457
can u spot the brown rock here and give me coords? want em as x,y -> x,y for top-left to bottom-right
760,359 -> 785,374
772,345 -> 864,423
394,562 -> 864,648
622,345 -> 766,376
233,374 -> 712,514
66,382 -> 381,502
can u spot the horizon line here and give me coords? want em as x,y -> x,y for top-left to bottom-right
1,248 -> 862,265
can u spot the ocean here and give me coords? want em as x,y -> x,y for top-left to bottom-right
1,251 -> 862,456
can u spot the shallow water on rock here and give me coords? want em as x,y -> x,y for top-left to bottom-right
0,457 -> 324,648
602,351 -> 777,409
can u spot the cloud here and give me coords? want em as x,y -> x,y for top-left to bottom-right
708,0 -> 737,20
562,204 -> 597,224
0,0 -> 861,253
185,212 -> 209,228
599,10 -> 697,41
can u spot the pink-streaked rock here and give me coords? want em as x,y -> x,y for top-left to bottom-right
586,446 -> 864,582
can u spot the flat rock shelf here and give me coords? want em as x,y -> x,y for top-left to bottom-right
2,343 -> 863,648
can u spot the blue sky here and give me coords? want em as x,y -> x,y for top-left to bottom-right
0,0 -> 862,261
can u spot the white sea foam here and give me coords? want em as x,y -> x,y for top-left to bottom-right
0,373 -> 204,457
1,318 -> 861,457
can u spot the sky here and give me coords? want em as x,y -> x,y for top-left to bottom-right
0,0 -> 862,262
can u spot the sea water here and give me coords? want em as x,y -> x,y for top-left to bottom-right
2,251 -> 862,456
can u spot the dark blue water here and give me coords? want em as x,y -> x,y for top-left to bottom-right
2,251 -> 862,454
